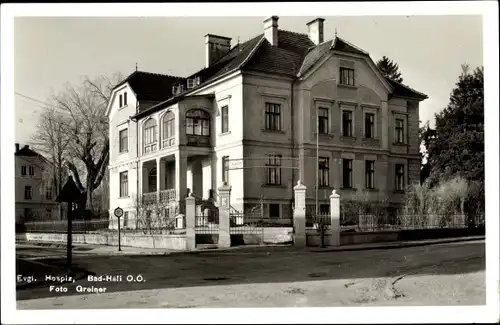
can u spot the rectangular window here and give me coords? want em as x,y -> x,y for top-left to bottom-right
119,171 -> 128,197
46,187 -> 53,200
318,107 -> 329,134
123,92 -> 127,106
342,110 -> 353,137
365,113 -> 375,138
269,204 -> 280,219
221,105 -> 229,133
222,156 -> 229,184
318,157 -> 329,187
342,159 -> 353,188
29,166 -> 34,176
119,129 -> 128,153
395,119 -> 404,143
365,160 -> 375,189
24,186 -> 32,200
395,164 -> 405,191
340,67 -> 355,86
21,166 -> 26,176
119,94 -> 123,108
265,103 -> 281,131
266,154 -> 282,185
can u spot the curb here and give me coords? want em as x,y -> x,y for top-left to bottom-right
310,236 -> 485,253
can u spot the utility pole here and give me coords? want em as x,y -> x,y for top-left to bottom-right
315,107 -> 319,219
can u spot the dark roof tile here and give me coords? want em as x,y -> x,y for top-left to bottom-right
385,77 -> 428,100
116,71 -> 185,110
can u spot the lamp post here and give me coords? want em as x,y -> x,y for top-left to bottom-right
114,207 -> 124,251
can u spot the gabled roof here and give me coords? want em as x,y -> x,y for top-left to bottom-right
113,71 -> 186,111
243,30 -> 315,76
331,36 -> 369,56
15,145 -> 44,158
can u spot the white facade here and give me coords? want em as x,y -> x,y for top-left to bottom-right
107,18 -> 426,223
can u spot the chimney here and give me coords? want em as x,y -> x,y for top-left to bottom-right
264,16 -> 279,46
205,34 -> 232,68
15,143 -> 19,153
307,18 -> 325,45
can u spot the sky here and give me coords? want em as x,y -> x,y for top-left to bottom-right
14,15 -> 483,145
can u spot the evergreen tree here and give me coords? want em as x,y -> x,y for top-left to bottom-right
376,56 -> 404,83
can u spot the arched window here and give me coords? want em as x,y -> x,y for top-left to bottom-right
148,168 -> 157,193
143,118 -> 158,153
162,111 -> 175,148
186,109 -> 210,136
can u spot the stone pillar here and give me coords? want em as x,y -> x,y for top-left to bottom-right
160,159 -> 166,191
192,158 -> 203,197
156,157 -> 161,201
330,189 -> 340,246
293,180 -> 307,247
210,154 -> 217,199
175,150 -> 188,201
217,182 -> 231,248
185,193 -> 196,250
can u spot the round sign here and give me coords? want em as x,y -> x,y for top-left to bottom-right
114,207 -> 123,218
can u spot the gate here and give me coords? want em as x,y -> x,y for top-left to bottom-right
195,203 -> 219,246
229,204 -> 264,245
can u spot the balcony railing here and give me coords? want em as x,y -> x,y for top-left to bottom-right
142,189 -> 177,205
160,189 -> 176,202
187,135 -> 211,147
162,138 -> 175,148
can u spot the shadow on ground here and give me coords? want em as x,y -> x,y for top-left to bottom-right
16,241 -> 485,301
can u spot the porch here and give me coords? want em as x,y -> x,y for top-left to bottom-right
140,151 -> 217,206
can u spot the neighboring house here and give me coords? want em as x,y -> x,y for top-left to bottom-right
15,143 -> 59,223
106,16 -> 427,223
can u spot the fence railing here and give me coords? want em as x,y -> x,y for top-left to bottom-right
306,213 -> 331,234
340,214 -> 469,232
21,216 -> 186,235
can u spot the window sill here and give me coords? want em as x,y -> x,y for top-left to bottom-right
219,131 -> 231,136
119,151 -> 129,155
338,84 -> 357,89
318,186 -> 334,190
314,133 -> 334,139
262,129 -> 285,134
340,136 -> 357,140
119,196 -> 130,199
362,137 -> 379,141
363,188 -> 379,192
118,105 -> 128,110
393,142 -> 408,146
340,187 -> 357,191
261,184 -> 286,189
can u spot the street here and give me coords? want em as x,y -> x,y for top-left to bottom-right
16,240 -> 485,308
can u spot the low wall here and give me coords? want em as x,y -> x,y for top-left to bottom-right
231,227 -> 293,246
19,232 -> 187,250
306,227 -> 485,247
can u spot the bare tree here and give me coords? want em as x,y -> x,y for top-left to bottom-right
38,72 -> 123,210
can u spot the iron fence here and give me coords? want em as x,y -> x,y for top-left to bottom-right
340,213 -> 470,232
21,216 -> 186,235
306,213 -> 331,235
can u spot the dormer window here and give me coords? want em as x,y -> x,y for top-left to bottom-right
172,84 -> 185,95
340,67 -> 355,86
187,77 -> 202,89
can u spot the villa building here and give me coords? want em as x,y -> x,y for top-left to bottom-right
106,16 -> 427,223
15,143 -> 59,224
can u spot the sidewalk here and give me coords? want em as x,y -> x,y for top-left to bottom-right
18,235 -> 485,257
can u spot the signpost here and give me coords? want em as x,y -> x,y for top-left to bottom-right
55,176 -> 82,276
114,207 -> 123,251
